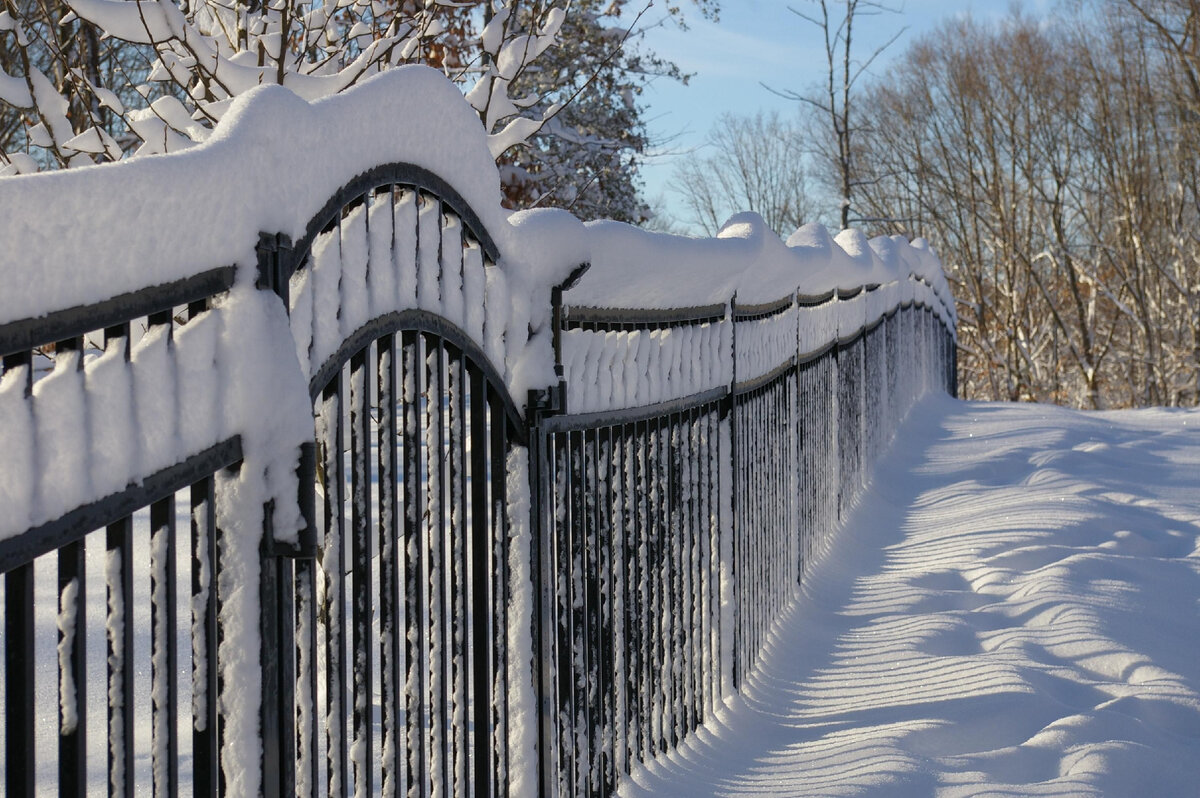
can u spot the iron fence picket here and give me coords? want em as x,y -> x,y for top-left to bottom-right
150,494 -> 180,797
349,346 -> 374,798
5,560 -> 34,798
400,330 -> 428,798
447,347 -> 468,798
488,388 -> 511,798
377,333 -> 403,798
57,535 -> 86,798
469,368 -> 493,798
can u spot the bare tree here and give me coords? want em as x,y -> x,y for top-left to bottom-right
769,0 -> 903,230
855,5 -> 1200,408
669,110 -> 815,236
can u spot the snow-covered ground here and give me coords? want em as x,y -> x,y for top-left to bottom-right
621,394 -> 1200,797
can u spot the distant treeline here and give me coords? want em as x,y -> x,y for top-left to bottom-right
855,2 -> 1200,408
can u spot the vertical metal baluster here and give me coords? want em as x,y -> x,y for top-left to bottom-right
6,556 -> 34,798
625,423 -> 643,767
447,350 -> 468,798
703,405 -> 716,718
468,369 -> 492,798
753,390 -> 763,670
614,425 -> 627,773
603,425 -> 621,789
678,412 -> 690,738
378,333 -> 403,798
585,429 -> 602,797
318,372 -> 348,798
712,404 -> 725,706
745,391 -> 756,671
740,390 -> 749,685
858,336 -> 866,489
569,430 -> 587,797
778,381 -> 785,612
665,416 -> 679,751
639,419 -> 654,760
426,337 -> 449,798
760,391 -> 768,666
657,417 -> 671,753
193,474 -> 221,797
673,414 -> 685,742
295,533 -> 319,797
350,345 -> 374,798
58,534 -> 87,797
755,389 -> 764,668
400,330 -> 428,798
724,384 -> 734,686
688,405 -> 701,731
762,388 -> 770,660
54,335 -> 87,798
749,388 -> 757,681
488,391 -> 509,798
772,383 -> 781,642
798,363 -> 808,584
845,339 -> 854,521
107,515 -> 135,798
817,357 -> 825,559
757,389 -> 765,669
693,407 -> 706,725
646,419 -> 662,755
446,347 -> 463,798
150,494 -> 179,797
686,410 -> 696,734
776,380 -> 785,614
789,374 -> 797,592
552,432 -> 572,797
741,391 -> 752,672
836,342 -> 848,523
667,415 -> 680,743
680,412 -> 691,735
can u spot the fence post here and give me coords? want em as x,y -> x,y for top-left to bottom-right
256,233 -> 295,306
527,386 -> 559,798
725,295 -> 740,691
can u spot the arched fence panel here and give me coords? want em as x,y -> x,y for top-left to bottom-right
262,166 -> 526,798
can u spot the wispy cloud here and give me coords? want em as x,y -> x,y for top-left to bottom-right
629,8 -> 815,82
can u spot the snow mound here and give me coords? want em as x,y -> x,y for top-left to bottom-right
620,396 -> 1200,797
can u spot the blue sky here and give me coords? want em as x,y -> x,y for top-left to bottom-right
627,0 -> 1050,230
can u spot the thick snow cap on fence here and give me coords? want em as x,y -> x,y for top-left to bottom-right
0,62 -> 954,363
0,66 -> 515,326
561,211 -> 956,330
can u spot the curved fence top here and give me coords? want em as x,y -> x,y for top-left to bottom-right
0,66 -> 513,328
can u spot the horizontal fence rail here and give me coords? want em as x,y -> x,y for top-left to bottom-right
0,69 -> 956,798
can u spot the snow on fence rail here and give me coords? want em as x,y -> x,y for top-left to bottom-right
0,67 -> 955,798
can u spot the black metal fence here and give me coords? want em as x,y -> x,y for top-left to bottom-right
0,281 -> 240,798
0,159 -> 955,798
532,282 -> 954,797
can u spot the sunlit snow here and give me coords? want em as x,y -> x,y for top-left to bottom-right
621,394 -> 1200,797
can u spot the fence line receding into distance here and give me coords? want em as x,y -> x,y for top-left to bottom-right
0,68 -> 956,798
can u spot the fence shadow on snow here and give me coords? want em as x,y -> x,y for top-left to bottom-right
0,67 -> 956,797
